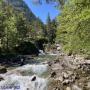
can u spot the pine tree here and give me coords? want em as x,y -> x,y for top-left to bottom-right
46,13 -> 57,44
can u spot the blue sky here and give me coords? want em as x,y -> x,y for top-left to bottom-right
23,0 -> 60,23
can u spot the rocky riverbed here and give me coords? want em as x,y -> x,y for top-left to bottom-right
48,54 -> 90,90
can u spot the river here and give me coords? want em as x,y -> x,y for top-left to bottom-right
0,55 -> 56,90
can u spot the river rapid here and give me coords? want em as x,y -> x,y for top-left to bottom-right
0,55 -> 56,90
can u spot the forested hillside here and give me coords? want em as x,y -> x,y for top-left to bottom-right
0,0 -> 57,55
0,0 -> 42,54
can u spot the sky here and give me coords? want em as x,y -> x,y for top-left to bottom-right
23,0 -> 60,23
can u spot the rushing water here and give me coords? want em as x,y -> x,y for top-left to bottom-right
0,64 -> 48,90
0,55 -> 57,90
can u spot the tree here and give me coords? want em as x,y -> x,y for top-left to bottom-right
16,13 -> 28,42
56,0 -> 90,55
27,18 -> 46,40
0,3 -> 18,53
46,14 -> 57,44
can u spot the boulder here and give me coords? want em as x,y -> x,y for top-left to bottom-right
31,76 -> 36,81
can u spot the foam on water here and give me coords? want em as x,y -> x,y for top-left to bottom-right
6,64 -> 48,76
0,64 -> 48,90
17,64 -> 48,75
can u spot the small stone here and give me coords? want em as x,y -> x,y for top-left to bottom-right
51,71 -> 56,78
48,62 -> 52,66
66,87 -> 71,90
62,72 -> 69,79
62,79 -> 74,85
62,80 -> 70,85
56,76 -> 63,82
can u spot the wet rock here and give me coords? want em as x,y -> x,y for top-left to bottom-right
51,71 -> 56,78
0,67 -> 7,74
31,76 -> 36,81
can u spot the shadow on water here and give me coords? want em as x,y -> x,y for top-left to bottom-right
0,55 -> 40,67
0,54 -> 56,68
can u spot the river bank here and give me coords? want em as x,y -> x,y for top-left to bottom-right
48,54 -> 90,90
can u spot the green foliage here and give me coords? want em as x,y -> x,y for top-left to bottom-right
0,5 -> 18,53
56,0 -> 90,55
16,13 -> 28,42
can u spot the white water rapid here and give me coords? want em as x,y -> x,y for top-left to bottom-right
0,64 -> 48,90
